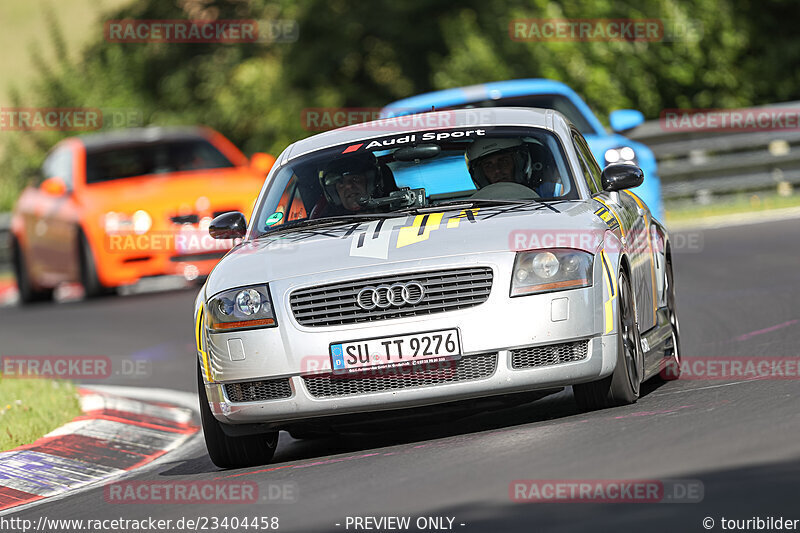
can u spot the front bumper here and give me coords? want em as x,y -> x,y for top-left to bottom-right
199,252 -> 618,426
94,230 -> 232,286
205,335 -> 616,427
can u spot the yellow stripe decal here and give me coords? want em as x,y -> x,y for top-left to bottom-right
446,208 -> 479,228
623,189 -> 645,209
195,305 -> 212,382
601,251 -> 617,334
396,213 -> 444,248
594,198 -> 625,238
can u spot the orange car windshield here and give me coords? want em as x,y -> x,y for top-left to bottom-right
85,139 -> 235,183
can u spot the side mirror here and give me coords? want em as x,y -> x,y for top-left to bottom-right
40,176 -> 68,196
601,163 -> 644,192
609,109 -> 645,133
250,152 -> 276,175
209,211 -> 247,240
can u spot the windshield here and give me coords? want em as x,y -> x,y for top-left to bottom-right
85,139 -> 235,183
437,94 -> 597,135
252,127 -> 577,237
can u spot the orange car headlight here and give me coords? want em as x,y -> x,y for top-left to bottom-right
104,210 -> 152,235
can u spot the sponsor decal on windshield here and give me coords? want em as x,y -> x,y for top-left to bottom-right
342,129 -> 487,153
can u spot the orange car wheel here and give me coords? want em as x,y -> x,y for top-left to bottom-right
79,230 -> 114,298
11,237 -> 53,304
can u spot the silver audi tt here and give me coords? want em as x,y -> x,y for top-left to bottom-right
195,108 -> 682,467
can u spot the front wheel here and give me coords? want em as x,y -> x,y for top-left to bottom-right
11,237 -> 53,304
198,362 -> 278,468
573,269 -> 643,410
79,231 -> 114,298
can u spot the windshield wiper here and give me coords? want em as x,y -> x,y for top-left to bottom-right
258,213 -> 406,237
430,198 -> 541,209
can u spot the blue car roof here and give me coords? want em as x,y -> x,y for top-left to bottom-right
383,79 -> 606,135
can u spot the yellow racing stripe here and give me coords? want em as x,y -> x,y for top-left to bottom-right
601,251 -> 617,334
195,306 -> 212,381
594,198 -> 625,238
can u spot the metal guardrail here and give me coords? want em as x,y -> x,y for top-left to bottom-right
627,102 -> 800,201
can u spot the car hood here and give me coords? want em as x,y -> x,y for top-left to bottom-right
206,200 -> 609,295
79,166 -> 264,224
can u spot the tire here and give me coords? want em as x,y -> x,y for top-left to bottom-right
288,427 -> 335,440
198,362 -> 278,468
573,269 -> 643,410
657,256 -> 682,381
78,231 -> 114,298
11,237 -> 53,304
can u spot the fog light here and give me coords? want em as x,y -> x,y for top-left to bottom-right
183,264 -> 199,281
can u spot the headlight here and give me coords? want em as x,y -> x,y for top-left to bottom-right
132,210 -> 152,234
104,211 -> 127,233
207,285 -> 277,332
104,210 -> 152,234
511,249 -> 593,297
604,147 -> 637,165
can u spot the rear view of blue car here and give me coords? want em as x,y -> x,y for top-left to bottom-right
383,79 -> 663,219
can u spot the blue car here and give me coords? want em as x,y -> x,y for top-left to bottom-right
382,79 -> 663,219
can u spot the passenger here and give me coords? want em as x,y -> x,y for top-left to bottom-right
466,138 -> 533,187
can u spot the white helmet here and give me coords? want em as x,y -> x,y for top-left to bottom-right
465,138 -> 532,188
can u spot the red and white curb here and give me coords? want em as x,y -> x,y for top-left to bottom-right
0,387 -> 199,513
0,280 -> 17,306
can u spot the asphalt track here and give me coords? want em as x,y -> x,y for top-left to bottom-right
2,218 -> 799,532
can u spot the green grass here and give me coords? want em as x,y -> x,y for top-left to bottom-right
0,377 -> 82,451
664,192 -> 800,224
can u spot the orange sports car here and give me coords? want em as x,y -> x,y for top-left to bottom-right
10,126 -> 274,303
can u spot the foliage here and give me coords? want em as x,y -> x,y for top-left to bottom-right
0,0 -> 797,210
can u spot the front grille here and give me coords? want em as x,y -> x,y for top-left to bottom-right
302,353 -> 497,398
224,378 -> 292,403
510,340 -> 589,370
170,251 -> 227,262
290,267 -> 493,327
170,214 -> 199,224
122,256 -> 152,263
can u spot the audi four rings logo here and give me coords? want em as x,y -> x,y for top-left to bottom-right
357,282 -> 425,310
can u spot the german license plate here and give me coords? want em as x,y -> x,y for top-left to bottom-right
330,329 -> 461,374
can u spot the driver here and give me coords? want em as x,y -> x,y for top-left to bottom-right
465,138 -> 534,189
319,153 -> 381,213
